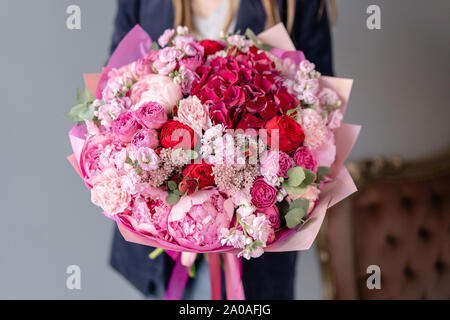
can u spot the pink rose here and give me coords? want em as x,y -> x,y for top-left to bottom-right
176,96 -> 211,134
286,185 -> 320,215
250,177 -> 277,208
278,151 -> 294,178
135,101 -> 168,129
256,206 -> 281,229
112,112 -> 141,143
293,146 -> 318,172
129,192 -> 172,240
91,168 -> 131,216
168,189 -> 234,250
80,133 -> 117,187
131,129 -> 159,149
130,74 -> 182,114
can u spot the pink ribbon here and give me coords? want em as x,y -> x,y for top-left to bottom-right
164,252 -> 245,300
164,253 -> 189,300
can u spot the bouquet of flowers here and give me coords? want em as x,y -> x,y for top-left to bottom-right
67,24 -> 360,299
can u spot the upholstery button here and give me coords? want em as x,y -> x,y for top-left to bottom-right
435,260 -> 445,274
403,266 -> 414,279
417,227 -> 430,241
400,196 -> 412,209
386,234 -> 397,246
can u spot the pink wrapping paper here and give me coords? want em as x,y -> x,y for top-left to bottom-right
67,23 -> 360,300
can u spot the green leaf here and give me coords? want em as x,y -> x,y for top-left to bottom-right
245,28 -> 274,51
76,88 -> 84,104
78,103 -> 96,121
300,168 -> 316,187
167,180 -> 177,191
285,207 -> 306,228
173,189 -> 183,196
166,192 -> 180,205
316,166 -> 331,183
282,184 -> 307,196
286,167 -> 305,187
84,87 -> 95,103
65,103 -> 87,122
289,198 -> 309,212
150,41 -> 160,50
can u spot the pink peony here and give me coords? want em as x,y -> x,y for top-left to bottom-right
255,206 -> 281,229
168,189 -> 234,250
176,96 -> 211,134
130,74 -> 182,114
112,112 -> 141,143
131,128 -> 159,149
135,101 -> 168,129
250,177 -> 277,208
80,133 -> 117,186
129,191 -> 172,239
293,146 -> 318,172
91,168 -> 131,216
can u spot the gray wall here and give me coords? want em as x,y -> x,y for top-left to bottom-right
0,0 -> 448,299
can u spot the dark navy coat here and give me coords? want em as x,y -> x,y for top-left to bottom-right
109,0 -> 333,299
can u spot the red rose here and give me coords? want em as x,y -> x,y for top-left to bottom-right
199,40 -> 225,57
264,115 -> 305,153
179,178 -> 198,195
160,120 -> 196,149
182,163 -> 214,189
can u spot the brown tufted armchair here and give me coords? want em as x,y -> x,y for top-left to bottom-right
318,149 -> 450,299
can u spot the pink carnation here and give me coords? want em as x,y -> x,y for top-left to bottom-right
91,168 -> 131,216
176,95 -> 211,134
293,146 -> 318,172
299,108 -> 328,150
168,189 -> 234,250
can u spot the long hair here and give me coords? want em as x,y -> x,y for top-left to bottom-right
172,0 -> 297,35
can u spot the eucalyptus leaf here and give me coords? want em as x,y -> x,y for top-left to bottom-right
167,180 -> 177,191
150,41 -> 160,50
76,88 -> 84,104
289,198 -> 309,212
166,193 -> 180,205
282,183 -> 307,196
299,168 -> 316,187
65,103 -> 87,122
286,167 -> 305,187
285,207 -> 305,228
316,166 -> 331,183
